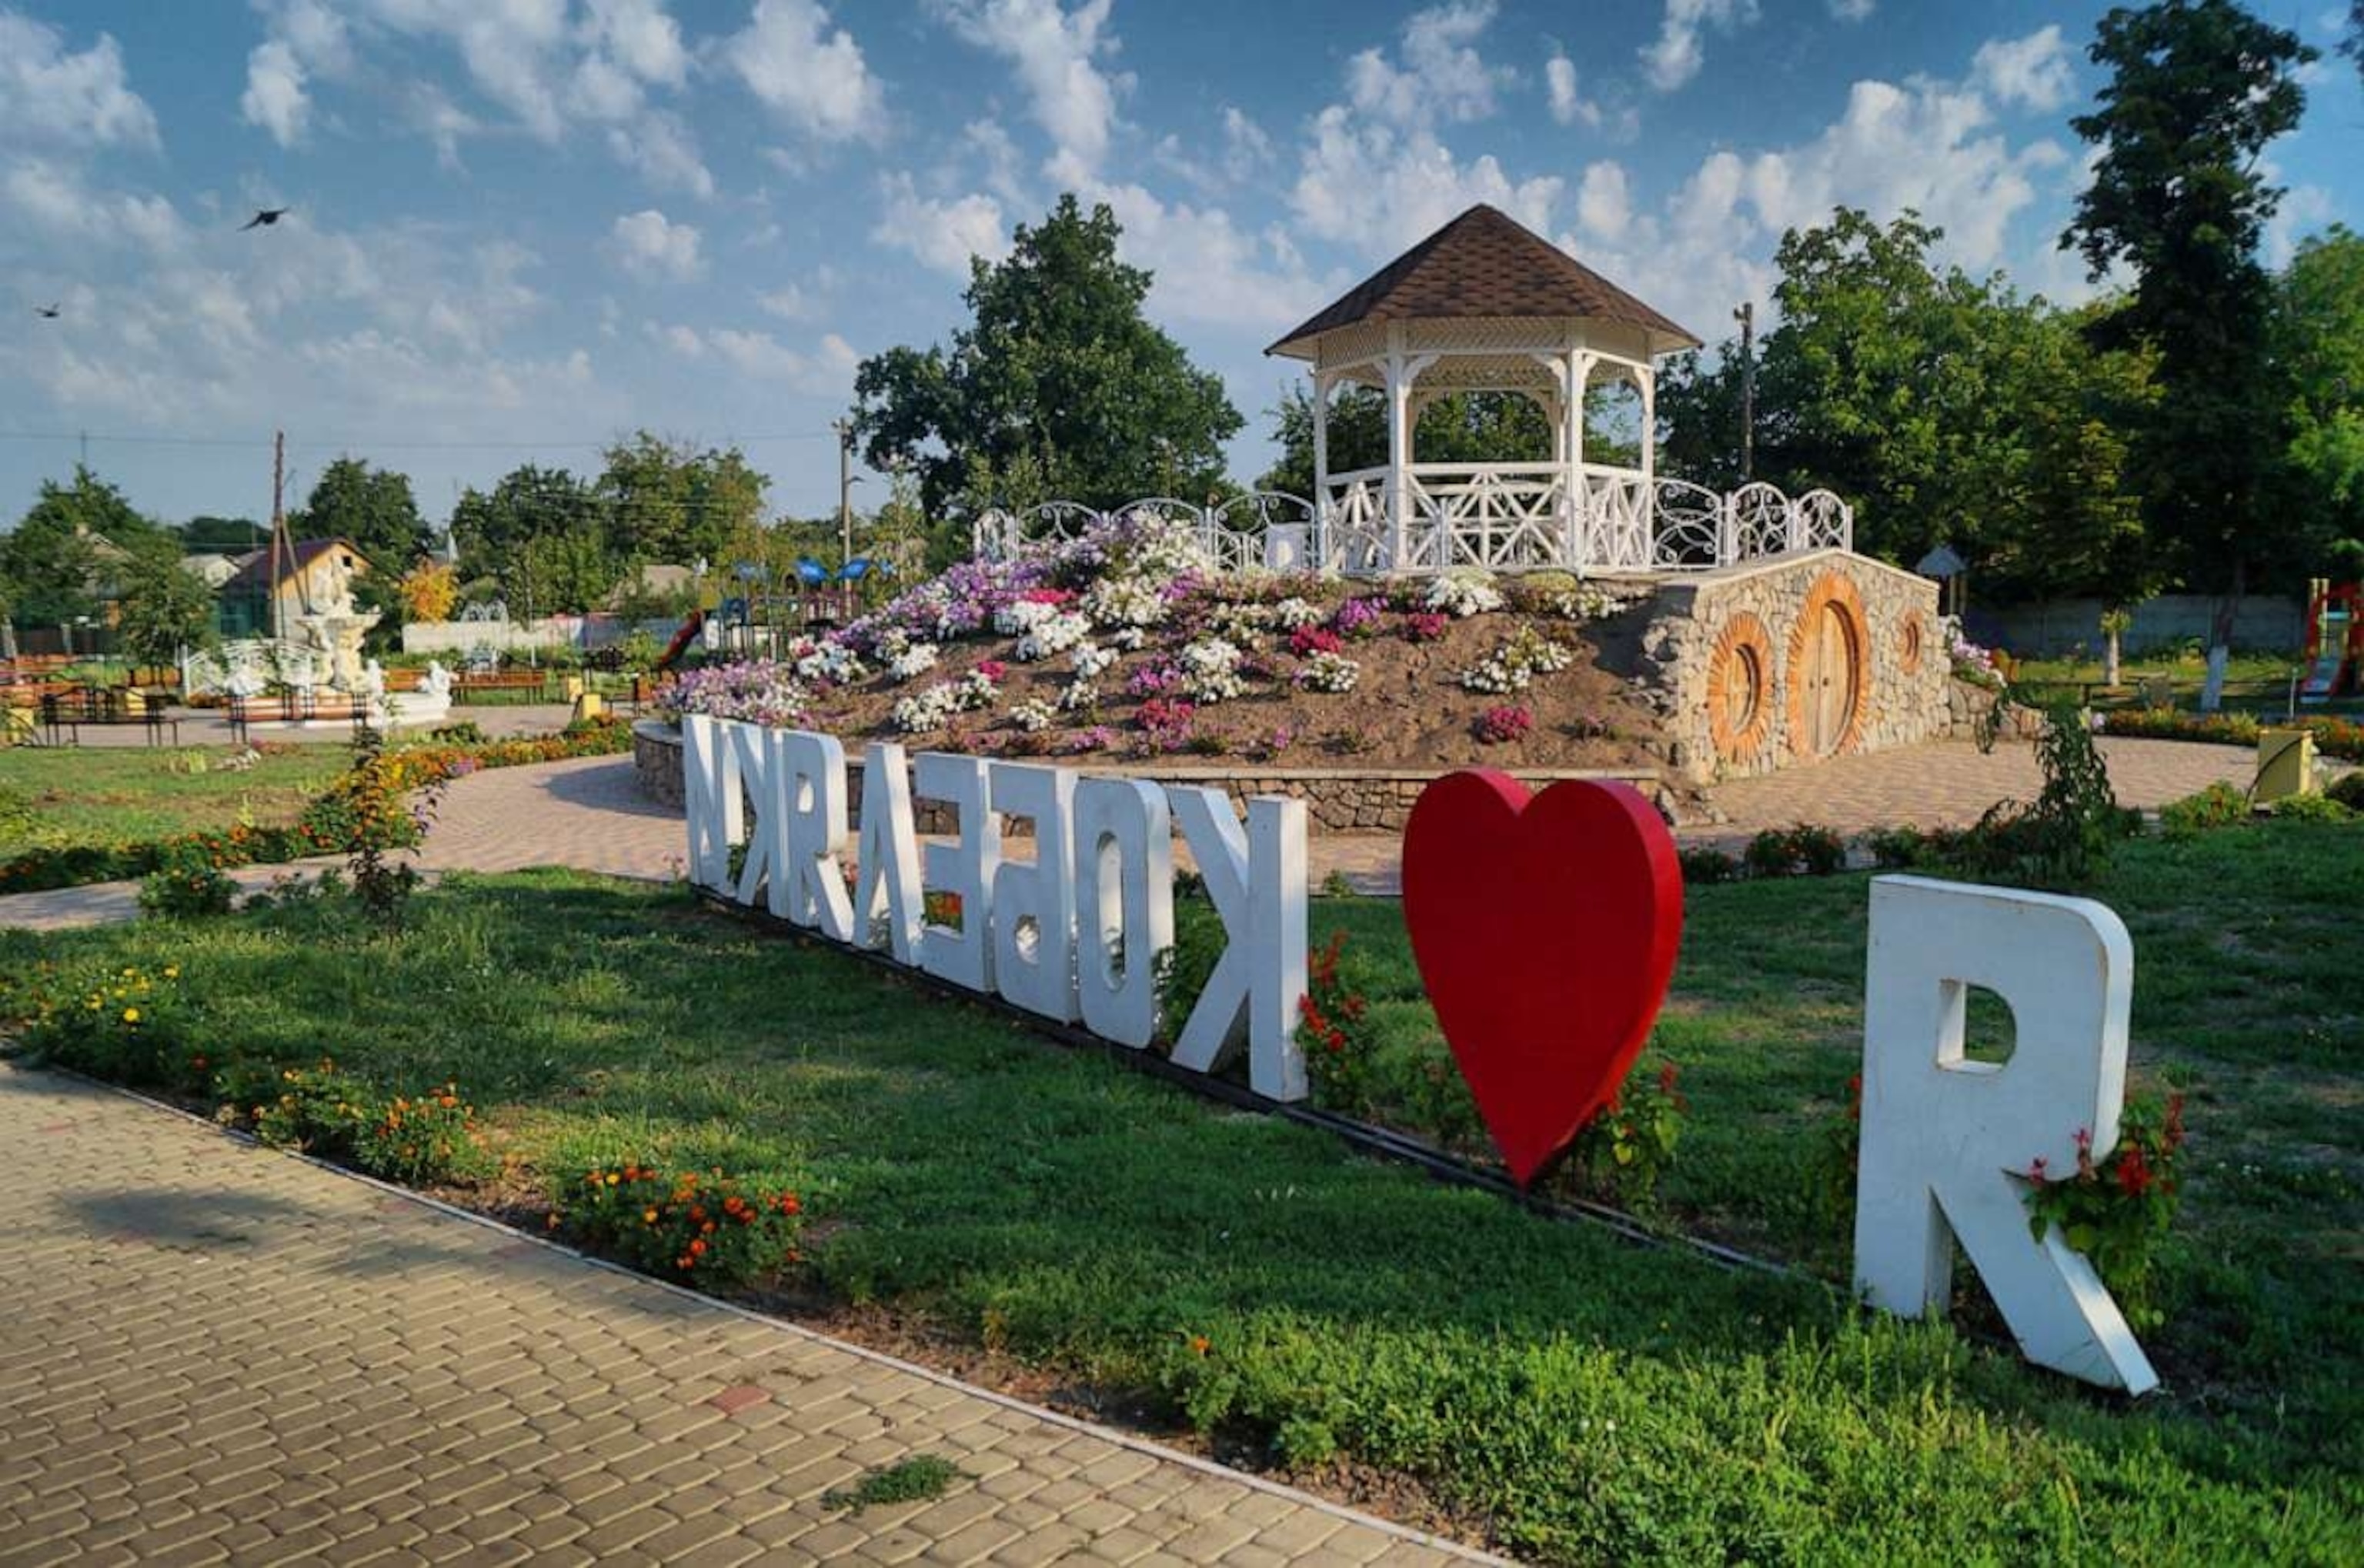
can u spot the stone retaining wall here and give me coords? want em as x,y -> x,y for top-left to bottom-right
633,720 -> 1660,835
1630,549 -> 1952,785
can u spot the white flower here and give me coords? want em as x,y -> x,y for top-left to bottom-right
1010,696 -> 1059,732
1059,678 -> 1100,712
793,641 -> 866,686
996,599 -> 1060,635
1015,609 -> 1092,661
1270,596 -> 1323,630
1081,574 -> 1170,629
885,641 -> 940,682
1104,626 -> 1147,652
1426,571 -> 1504,618
1458,627 -> 1573,694
1179,637 -> 1246,702
1295,650 -> 1361,694
1071,642 -> 1117,679
890,670 -> 1000,732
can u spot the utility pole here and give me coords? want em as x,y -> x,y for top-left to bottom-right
1734,302 -> 1756,483
832,418 -> 856,568
269,429 -> 288,644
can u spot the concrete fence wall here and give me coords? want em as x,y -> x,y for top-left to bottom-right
1975,595 -> 2306,659
401,614 -> 680,656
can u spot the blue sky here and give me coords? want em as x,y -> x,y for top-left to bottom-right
0,0 -> 2356,536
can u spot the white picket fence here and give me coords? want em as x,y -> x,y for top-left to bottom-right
973,473 -> 1851,576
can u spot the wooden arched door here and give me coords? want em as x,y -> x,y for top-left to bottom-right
1787,575 -> 1868,760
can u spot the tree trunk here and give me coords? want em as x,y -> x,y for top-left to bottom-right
2199,559 -> 2244,714
2104,626 -> 2122,686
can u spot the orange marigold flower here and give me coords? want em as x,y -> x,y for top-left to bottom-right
688,1238 -> 706,1256
1188,1335 -> 1210,1356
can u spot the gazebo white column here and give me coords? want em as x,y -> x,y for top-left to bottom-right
1383,339 -> 1411,570
1311,371 -> 1330,502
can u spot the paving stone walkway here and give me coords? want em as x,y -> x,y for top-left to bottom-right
0,1064 -> 1490,1566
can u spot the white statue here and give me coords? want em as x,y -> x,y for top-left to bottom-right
359,658 -> 386,702
422,660 -> 454,703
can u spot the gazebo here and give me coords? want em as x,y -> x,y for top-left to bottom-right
1266,203 -> 1845,576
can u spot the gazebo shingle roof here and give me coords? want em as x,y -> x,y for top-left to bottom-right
1267,203 -> 1701,360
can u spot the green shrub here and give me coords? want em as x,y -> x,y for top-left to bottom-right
137,842 -> 238,919
6,959 -> 205,1090
2322,770 -> 2364,812
2266,792 -> 2355,823
1552,1062 -> 1688,1213
1677,845 -> 1740,884
551,1158 -> 806,1288
2160,781 -> 2254,839
1861,825 -> 1935,869
1743,825 -> 1847,878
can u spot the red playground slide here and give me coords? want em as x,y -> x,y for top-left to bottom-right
656,608 -> 705,672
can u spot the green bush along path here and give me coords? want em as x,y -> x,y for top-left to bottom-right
7,817 -> 2359,1561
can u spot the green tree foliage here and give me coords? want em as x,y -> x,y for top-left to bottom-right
294,457 -> 429,571
1656,210 -> 2157,601
0,465 -> 172,626
2275,227 -> 2364,577
176,515 -> 265,553
2062,0 -> 2313,704
850,195 -> 1243,514
113,552 -> 216,676
594,431 -> 769,569
449,465 -> 614,615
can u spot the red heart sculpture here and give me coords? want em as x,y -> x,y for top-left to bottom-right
1401,772 -> 1684,1186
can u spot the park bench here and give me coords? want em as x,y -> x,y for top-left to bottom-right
29,686 -> 182,747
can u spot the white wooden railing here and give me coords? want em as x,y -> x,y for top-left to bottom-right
971,469 -> 1851,576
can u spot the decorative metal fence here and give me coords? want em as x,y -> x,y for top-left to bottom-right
972,475 -> 1851,577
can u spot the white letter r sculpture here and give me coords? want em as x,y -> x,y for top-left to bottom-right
1855,876 -> 2159,1395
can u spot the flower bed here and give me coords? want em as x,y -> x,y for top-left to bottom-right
2100,706 -> 2364,762
649,510 -> 1661,776
0,719 -> 633,894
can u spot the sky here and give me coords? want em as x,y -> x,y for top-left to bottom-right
0,0 -> 2357,540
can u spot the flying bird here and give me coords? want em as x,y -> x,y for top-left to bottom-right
34,303 -> 61,319
239,207 -> 291,231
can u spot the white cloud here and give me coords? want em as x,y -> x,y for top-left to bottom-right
579,0 -> 687,87
1972,26 -> 2076,113
1291,105 -> 1562,257
1641,0 -> 1758,93
1222,108 -> 1274,182
609,111 -> 713,199
241,39 -> 312,146
1575,161 -> 1631,242
728,0 -> 887,144
1346,2 -> 1514,126
939,0 -> 1130,176
1545,55 -> 1601,130
2,160 -> 185,253
968,117 -> 1030,206
874,174 -> 1009,276
606,209 -> 703,282
1830,0 -> 1875,21
655,323 -> 859,392
406,84 -> 482,170
1073,177 -> 1321,329
0,9 -> 159,149
2266,182 -> 2339,269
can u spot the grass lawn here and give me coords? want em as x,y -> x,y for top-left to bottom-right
0,743 -> 347,854
5,824 -> 2359,1560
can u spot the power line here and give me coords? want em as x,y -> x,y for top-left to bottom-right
0,429 -> 836,452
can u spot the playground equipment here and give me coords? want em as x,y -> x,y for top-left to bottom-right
2299,579 -> 2361,704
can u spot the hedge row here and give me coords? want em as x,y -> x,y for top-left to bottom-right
2099,707 -> 2364,762
0,719 -> 633,895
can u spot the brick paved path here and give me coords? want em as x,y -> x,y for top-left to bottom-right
0,1064 -> 1488,1567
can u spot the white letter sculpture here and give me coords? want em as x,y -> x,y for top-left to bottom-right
1073,778 -> 1174,1049
681,716 -> 741,892
989,763 -> 1080,1023
853,742 -> 923,962
915,752 -> 999,993
1855,875 -> 2157,1394
1167,789 -> 1309,1103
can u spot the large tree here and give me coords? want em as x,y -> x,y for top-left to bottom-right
113,552 -> 216,679
295,457 -> 429,571
2275,227 -> 2364,580
0,465 -> 171,626
177,515 -> 266,553
449,464 -> 615,612
2062,0 -> 2314,708
850,195 -> 1243,515
595,432 -> 768,569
